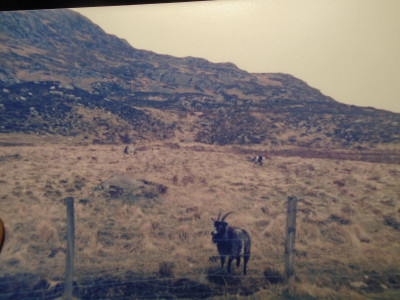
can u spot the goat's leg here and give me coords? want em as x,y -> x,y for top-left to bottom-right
236,255 -> 241,267
243,254 -> 250,275
220,255 -> 225,269
227,257 -> 234,273
236,243 -> 242,268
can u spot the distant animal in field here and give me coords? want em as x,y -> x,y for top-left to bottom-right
124,145 -> 136,155
250,155 -> 263,166
211,211 -> 251,275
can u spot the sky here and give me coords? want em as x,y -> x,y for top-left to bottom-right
73,0 -> 400,113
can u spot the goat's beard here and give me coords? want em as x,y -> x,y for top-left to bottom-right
211,231 -> 222,244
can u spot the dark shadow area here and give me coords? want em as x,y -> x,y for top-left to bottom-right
0,273 -> 213,299
0,269 -> 274,299
206,267 -> 269,297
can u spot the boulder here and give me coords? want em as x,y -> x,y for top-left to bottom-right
350,281 -> 368,289
101,174 -> 144,190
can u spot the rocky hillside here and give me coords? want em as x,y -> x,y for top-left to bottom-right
1,9 -> 399,147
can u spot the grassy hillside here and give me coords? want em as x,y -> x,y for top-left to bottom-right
0,136 -> 399,298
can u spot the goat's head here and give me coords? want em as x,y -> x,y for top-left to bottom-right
211,211 -> 233,243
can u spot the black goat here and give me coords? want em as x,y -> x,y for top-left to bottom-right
211,212 -> 251,275
251,155 -> 263,166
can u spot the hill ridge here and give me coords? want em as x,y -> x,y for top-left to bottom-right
0,9 -> 399,148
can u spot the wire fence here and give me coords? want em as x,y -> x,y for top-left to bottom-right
3,268 -> 397,288
1,195 -> 399,299
1,270 -> 399,299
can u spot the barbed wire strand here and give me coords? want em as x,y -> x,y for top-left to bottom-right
1,264 -> 398,286
2,252 -> 396,284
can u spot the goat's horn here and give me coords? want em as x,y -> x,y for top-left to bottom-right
221,211 -> 234,222
216,211 -> 222,221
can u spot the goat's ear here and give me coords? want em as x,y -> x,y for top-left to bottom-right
222,221 -> 228,226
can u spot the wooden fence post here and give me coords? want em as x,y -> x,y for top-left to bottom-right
0,217 -> 4,253
63,197 -> 75,300
285,196 -> 298,286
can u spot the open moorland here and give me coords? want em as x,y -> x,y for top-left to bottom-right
0,135 -> 399,299
1,9 -> 400,299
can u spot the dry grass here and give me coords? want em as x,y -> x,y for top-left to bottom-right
0,135 -> 399,298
